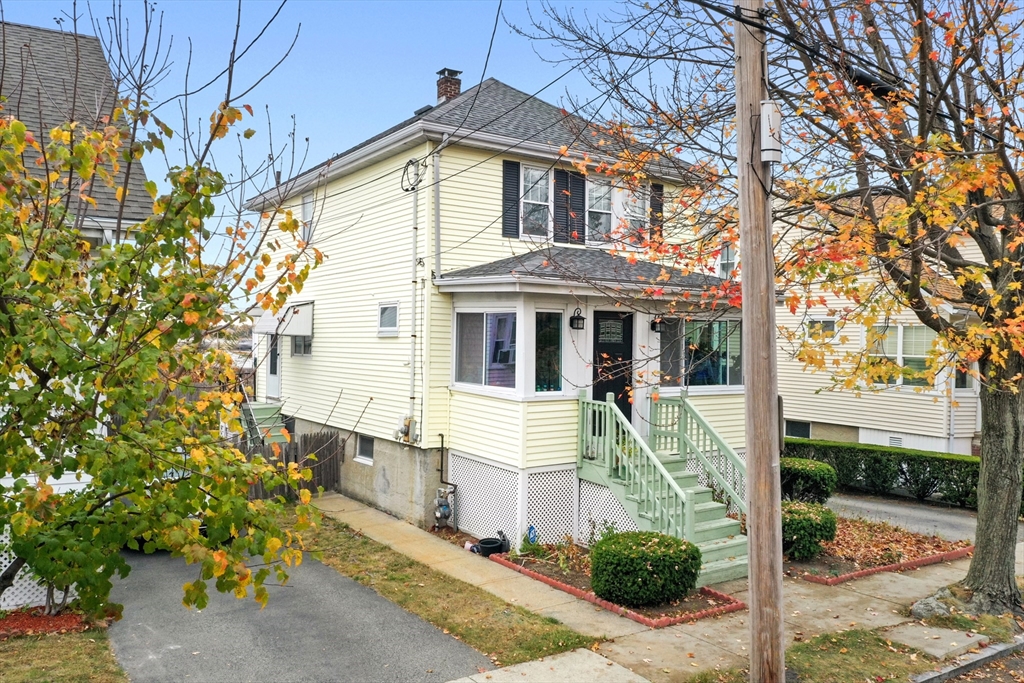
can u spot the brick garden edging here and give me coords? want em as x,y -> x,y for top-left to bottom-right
489,553 -> 746,628
799,546 -> 974,586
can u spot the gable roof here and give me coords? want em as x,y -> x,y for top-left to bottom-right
248,77 -> 683,210
1,22 -> 152,224
439,246 -> 723,293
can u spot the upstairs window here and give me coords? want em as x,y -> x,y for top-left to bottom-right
660,319 -> 742,387
719,244 -> 736,279
455,312 -> 516,389
806,318 -> 836,340
587,179 -> 613,241
521,167 -> 551,237
301,193 -> 315,243
625,186 -> 648,237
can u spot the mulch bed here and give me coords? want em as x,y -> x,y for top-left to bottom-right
429,526 -> 479,549
490,553 -> 745,628
787,517 -> 974,586
0,608 -> 92,641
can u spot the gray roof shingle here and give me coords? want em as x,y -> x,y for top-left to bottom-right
442,246 -> 722,291
1,22 -> 151,224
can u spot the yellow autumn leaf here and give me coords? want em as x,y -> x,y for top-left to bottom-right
299,488 -> 311,505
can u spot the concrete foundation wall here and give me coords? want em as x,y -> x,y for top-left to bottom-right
812,422 -> 859,442
291,416 -> 440,528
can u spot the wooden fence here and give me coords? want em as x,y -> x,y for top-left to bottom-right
248,431 -> 344,500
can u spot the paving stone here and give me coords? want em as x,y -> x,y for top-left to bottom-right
838,569 -> 956,606
535,601 -> 650,640
886,623 -> 990,660
456,648 -> 652,683
597,627 -> 745,683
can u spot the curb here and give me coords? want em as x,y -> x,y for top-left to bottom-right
489,553 -> 746,628
800,546 -> 974,586
910,633 -> 1024,683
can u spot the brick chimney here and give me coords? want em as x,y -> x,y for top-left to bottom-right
436,68 -> 462,104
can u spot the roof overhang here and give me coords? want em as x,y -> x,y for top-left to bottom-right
253,301 -> 314,336
434,274 -> 715,300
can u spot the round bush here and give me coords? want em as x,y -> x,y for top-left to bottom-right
590,531 -> 702,608
781,501 -> 837,561
780,457 -> 837,503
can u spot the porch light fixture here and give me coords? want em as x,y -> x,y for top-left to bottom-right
650,317 -> 666,334
569,308 -> 586,330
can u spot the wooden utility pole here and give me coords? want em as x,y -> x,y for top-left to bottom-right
735,0 -> 785,680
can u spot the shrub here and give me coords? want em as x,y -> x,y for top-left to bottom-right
781,501 -> 837,561
938,460 -> 980,507
590,531 -> 702,608
779,458 -> 837,503
898,456 -> 941,500
862,450 -> 900,495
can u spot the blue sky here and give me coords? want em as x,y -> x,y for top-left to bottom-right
4,0 -> 614,191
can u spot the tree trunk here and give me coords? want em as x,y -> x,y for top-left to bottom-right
963,368 -> 1024,615
0,556 -> 27,603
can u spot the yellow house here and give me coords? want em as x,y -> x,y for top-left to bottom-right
246,69 -> 749,585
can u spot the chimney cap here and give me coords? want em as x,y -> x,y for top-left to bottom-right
437,68 -> 463,79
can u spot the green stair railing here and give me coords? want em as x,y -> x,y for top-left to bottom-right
650,394 -> 747,516
578,393 -> 696,541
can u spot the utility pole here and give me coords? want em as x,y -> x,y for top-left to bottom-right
735,0 -> 785,680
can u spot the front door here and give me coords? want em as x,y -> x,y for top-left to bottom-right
267,334 -> 281,398
593,311 -> 634,421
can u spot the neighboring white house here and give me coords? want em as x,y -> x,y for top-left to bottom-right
245,69 -> 750,585
0,21 -> 155,608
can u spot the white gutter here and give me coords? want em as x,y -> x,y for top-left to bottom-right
433,275 -> 716,297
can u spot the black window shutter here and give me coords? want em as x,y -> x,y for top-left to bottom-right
502,161 -> 521,238
553,169 -> 570,243
650,183 -> 665,241
569,172 -> 586,244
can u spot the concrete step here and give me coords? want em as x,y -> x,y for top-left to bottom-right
697,555 -> 749,587
696,535 -> 748,564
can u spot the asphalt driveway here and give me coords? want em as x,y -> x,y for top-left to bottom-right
108,550 -> 492,683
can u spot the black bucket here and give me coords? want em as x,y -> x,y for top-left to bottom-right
477,537 -> 503,557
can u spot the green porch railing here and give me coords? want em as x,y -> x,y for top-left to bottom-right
578,393 -> 697,541
650,394 -> 747,516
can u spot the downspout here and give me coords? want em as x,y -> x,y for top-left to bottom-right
406,159 -> 423,443
947,369 -> 956,453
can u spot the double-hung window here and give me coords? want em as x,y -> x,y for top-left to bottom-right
868,324 -> 937,386
806,318 -> 836,340
521,167 -> 550,237
587,179 -> 613,241
301,193 -> 315,243
291,335 -> 313,356
719,244 -> 736,279
660,319 -> 742,387
625,186 -> 648,237
455,312 -> 517,389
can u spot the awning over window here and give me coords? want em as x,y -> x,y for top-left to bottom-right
253,302 -> 314,336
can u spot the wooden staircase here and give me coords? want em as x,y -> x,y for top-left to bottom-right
241,400 -> 289,452
577,394 -> 748,586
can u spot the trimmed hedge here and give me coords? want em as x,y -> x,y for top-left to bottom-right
781,501 -> 837,561
783,438 -> 985,507
590,531 -> 702,608
780,457 -> 837,503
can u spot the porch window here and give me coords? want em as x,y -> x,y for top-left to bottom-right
455,312 -> 516,388
660,319 -> 742,387
535,312 -> 562,392
587,179 -> 612,241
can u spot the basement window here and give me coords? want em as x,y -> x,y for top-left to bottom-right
784,420 -> 811,439
355,434 -> 374,464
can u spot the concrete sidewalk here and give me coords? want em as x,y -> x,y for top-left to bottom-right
315,492 -> 997,683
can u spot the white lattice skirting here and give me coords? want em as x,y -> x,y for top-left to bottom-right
0,528 -> 49,610
448,453 -> 644,549
577,479 -> 639,545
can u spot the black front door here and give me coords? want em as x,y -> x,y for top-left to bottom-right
593,311 -> 634,421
